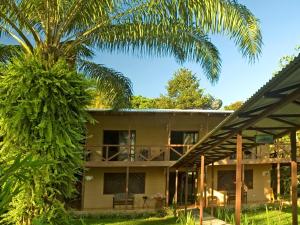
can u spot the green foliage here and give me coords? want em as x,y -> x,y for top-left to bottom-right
176,211 -> 195,225
79,60 -> 132,109
0,155 -> 44,215
0,54 -> 92,224
224,101 -> 244,110
131,68 -> 222,109
273,45 -> 300,75
0,0 -> 262,83
131,95 -> 157,109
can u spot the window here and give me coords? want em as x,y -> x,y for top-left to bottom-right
103,130 -> 136,161
217,169 -> 253,191
103,173 -> 145,194
170,131 -> 198,160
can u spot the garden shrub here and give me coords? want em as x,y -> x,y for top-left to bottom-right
0,54 -> 92,224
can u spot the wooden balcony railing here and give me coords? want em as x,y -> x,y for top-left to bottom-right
85,144 -> 193,162
229,143 -> 300,160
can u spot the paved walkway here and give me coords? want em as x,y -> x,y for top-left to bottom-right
190,208 -> 230,225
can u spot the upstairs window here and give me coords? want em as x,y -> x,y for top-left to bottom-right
170,131 -> 198,160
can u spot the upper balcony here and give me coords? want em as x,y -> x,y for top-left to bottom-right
84,144 -> 192,167
216,142 -> 300,165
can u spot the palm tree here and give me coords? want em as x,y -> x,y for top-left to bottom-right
0,0 -> 262,106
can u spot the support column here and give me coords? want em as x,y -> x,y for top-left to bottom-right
290,130 -> 298,225
211,162 -> 215,216
277,162 -> 280,199
199,155 -> 205,225
175,169 -> 178,205
235,133 -> 242,225
204,166 -> 207,208
184,168 -> 189,215
125,167 -> 129,209
166,167 -> 170,207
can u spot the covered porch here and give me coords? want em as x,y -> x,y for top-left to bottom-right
173,54 -> 300,224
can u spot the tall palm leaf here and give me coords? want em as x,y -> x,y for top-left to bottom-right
0,0 -> 262,85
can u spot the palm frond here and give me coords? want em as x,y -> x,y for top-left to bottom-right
78,60 -> 133,109
0,44 -> 21,63
0,0 -> 262,82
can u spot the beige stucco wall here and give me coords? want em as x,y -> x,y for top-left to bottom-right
206,164 -> 272,204
83,167 -> 166,209
86,112 -> 228,160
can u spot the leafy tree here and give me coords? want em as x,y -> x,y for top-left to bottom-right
131,68 -> 222,109
131,95 -> 157,109
273,45 -> 300,76
161,68 -> 222,109
0,55 -> 91,224
0,0 -> 262,84
224,101 -> 244,110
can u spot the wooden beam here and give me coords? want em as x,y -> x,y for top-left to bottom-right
235,133 -> 242,225
199,155 -> 205,225
184,168 -> 188,215
277,163 -> 280,199
211,162 -> 214,216
125,167 -> 129,209
270,117 -> 300,127
265,83 -> 300,97
175,169 -> 178,206
166,167 -> 170,207
290,130 -> 298,225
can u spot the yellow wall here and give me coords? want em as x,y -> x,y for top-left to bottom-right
206,164 -> 272,204
83,112 -> 276,209
86,112 -> 227,148
83,167 -> 166,209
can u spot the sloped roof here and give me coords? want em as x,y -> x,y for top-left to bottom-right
174,54 -> 300,167
87,108 -> 233,114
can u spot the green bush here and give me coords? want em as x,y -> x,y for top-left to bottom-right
176,211 -> 195,225
0,54 -> 92,224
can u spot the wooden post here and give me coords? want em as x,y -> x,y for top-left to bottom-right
166,167 -> 170,207
191,171 -> 195,203
235,133 -> 242,225
211,162 -> 214,216
175,169 -> 178,205
290,130 -> 298,225
277,162 -> 280,199
184,168 -> 189,215
125,167 -> 129,209
199,155 -> 205,225
204,166 -> 207,208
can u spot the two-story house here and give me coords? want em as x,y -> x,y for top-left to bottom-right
81,108 -> 293,210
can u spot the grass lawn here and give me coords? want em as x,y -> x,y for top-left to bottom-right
216,205 -> 300,225
240,206 -> 300,225
72,216 -> 177,225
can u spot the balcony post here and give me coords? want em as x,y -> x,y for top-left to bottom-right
165,167 -> 170,207
199,155 -> 205,225
128,128 -> 131,161
290,129 -> 298,225
211,162 -> 214,216
277,162 -> 280,199
184,167 -> 188,215
175,169 -> 178,205
125,166 -> 129,209
235,133 -> 242,225
105,146 -> 108,161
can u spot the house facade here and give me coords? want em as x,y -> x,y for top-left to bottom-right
82,109 -> 290,210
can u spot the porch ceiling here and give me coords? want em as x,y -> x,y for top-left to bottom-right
173,54 -> 300,168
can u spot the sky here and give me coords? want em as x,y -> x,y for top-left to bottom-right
93,0 -> 300,106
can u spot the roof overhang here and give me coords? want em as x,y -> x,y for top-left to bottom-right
174,54 -> 300,168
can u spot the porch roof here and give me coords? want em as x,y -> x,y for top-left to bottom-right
174,54 -> 300,167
